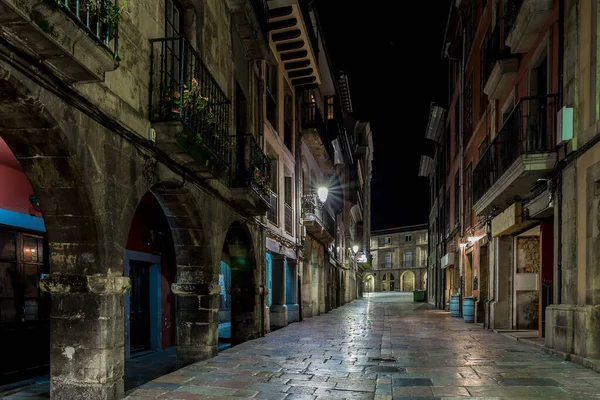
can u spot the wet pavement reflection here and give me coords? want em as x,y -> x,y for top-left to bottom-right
125,293 -> 600,399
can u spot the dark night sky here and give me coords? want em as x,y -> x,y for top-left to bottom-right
316,2 -> 449,230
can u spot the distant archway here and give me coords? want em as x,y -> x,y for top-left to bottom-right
401,271 -> 416,292
220,222 -> 258,347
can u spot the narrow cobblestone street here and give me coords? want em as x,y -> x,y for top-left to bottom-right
124,293 -> 600,400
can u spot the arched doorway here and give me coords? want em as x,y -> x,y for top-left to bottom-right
401,271 -> 416,291
0,137 -> 50,385
123,190 -> 177,389
382,272 -> 395,291
220,222 -> 258,347
363,273 -> 374,293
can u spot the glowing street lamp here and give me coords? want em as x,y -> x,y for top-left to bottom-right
352,245 -> 359,254
317,186 -> 328,204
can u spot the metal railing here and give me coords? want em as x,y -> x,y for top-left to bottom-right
473,93 -> 559,203
284,203 -> 293,234
230,134 -> 271,200
149,37 -> 231,169
267,190 -> 278,225
46,0 -> 120,58
301,194 -> 335,238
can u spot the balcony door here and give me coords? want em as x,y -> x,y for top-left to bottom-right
528,56 -> 549,151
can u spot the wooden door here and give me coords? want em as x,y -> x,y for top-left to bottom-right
129,260 -> 151,354
0,230 -> 49,384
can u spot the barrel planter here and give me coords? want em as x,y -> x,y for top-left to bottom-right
463,296 -> 476,323
449,294 -> 460,317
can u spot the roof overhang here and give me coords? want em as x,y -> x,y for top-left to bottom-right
267,0 -> 321,87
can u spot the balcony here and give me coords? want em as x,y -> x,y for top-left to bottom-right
267,0 -> 321,89
301,103 -> 334,174
0,0 -> 119,82
505,0 -> 553,54
301,194 -> 335,242
473,94 -> 558,217
229,134 -> 271,216
483,26 -> 519,101
230,0 -> 270,60
149,37 -> 231,179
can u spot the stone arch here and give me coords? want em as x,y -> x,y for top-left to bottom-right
0,76 -> 101,273
363,272 -> 374,293
121,172 -> 222,369
0,71 -> 123,396
401,270 -> 416,291
219,220 -> 261,345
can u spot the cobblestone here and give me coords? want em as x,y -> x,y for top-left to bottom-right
124,293 -> 600,400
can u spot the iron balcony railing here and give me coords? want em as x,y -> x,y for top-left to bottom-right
301,194 -> 335,238
267,190 -> 278,225
503,0 -> 523,39
149,37 -> 231,169
230,134 -> 271,198
284,203 -> 293,234
45,0 -> 120,57
473,93 -> 559,204
250,0 -> 269,42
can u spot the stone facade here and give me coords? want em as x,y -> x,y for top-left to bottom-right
369,225 -> 428,293
0,0 -> 370,397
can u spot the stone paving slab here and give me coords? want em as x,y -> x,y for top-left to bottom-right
121,296 -> 600,400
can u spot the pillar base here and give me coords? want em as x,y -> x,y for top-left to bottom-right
270,304 -> 288,329
302,302 -> 312,318
287,303 -> 299,323
264,305 -> 271,333
490,300 -> 510,330
546,304 -> 600,359
51,378 -> 123,400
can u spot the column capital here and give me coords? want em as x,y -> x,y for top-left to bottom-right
40,273 -> 130,295
171,282 -> 221,296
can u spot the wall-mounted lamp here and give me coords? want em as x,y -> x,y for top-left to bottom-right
317,186 -> 328,204
352,245 -> 359,253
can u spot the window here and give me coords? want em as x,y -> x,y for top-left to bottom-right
480,29 -> 490,117
384,237 -> 391,244
165,0 -> 183,37
454,171 -> 460,228
479,136 -> 489,159
405,234 -> 412,242
266,64 -> 277,127
465,163 -> 473,229
283,92 -> 293,153
464,75 -> 473,145
384,253 -> 392,268
404,252 -> 413,267
454,106 -> 460,157
326,96 -> 335,119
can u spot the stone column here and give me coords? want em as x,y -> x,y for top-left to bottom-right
171,280 -> 220,368
301,260 -> 312,318
269,255 -> 287,328
40,273 -> 129,400
490,236 -> 513,329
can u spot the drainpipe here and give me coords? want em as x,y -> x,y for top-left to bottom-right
458,25 -> 466,315
555,0 -> 565,307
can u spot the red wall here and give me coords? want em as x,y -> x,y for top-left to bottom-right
0,137 -> 42,218
126,192 -> 176,348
